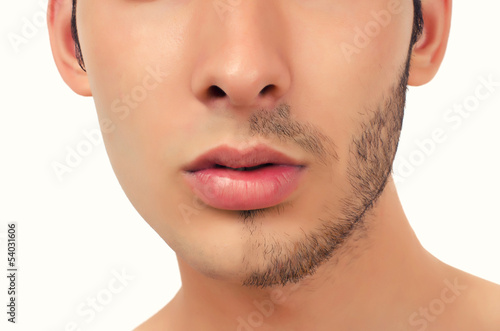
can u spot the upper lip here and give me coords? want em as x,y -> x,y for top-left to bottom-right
183,144 -> 305,172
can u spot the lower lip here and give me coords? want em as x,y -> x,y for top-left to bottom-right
183,165 -> 306,210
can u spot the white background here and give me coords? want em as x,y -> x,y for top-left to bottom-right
1,1 -> 499,330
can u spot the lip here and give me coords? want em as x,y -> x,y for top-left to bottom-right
182,144 -> 307,210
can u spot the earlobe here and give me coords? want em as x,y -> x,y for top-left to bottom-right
47,0 -> 92,96
408,0 -> 452,86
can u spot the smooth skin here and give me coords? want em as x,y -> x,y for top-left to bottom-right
48,0 -> 500,330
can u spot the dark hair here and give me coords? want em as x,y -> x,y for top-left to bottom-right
70,0 -> 85,71
412,0 -> 424,46
71,0 -> 424,72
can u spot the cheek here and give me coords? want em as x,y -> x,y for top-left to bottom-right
77,1 -> 197,163
290,0 -> 413,156
76,2 -> 202,220
77,0 -> 193,114
341,1 -> 414,94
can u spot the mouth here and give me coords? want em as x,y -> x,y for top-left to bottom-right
205,163 -> 274,171
182,144 -> 307,210
183,145 -> 305,172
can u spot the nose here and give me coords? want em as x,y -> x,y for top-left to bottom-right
191,2 -> 291,111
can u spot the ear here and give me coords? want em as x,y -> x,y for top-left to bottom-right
408,0 -> 452,86
47,0 -> 91,96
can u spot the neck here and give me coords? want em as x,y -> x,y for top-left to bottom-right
172,177 -> 446,330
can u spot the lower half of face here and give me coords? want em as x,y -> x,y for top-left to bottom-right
79,0 -> 414,287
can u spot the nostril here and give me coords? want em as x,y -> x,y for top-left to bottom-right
208,85 -> 226,98
259,84 -> 275,95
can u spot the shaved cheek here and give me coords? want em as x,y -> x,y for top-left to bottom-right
355,13 -> 412,104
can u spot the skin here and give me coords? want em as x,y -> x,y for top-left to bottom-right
47,0 -> 500,330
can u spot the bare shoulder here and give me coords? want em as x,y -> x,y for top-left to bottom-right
467,274 -> 500,328
444,269 -> 500,330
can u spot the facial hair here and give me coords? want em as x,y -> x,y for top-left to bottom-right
239,50 -> 411,288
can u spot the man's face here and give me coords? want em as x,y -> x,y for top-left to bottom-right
75,0 -> 416,287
